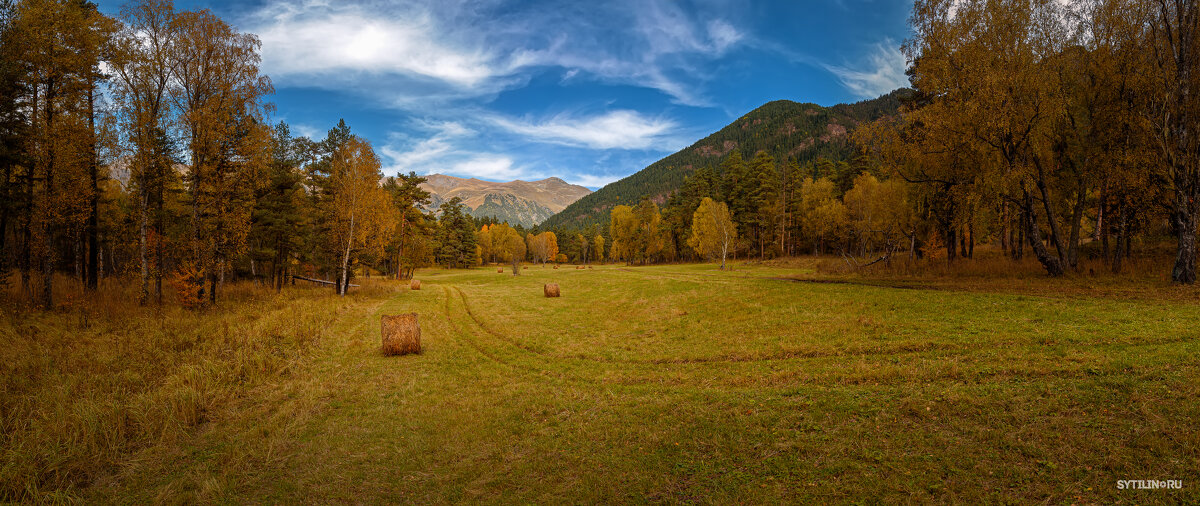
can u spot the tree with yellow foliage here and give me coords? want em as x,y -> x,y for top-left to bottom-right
688,197 -> 736,269
491,223 -> 525,275
799,177 -> 847,254
843,173 -> 914,262
329,136 -> 392,296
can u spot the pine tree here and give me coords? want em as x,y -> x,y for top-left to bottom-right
434,197 -> 476,268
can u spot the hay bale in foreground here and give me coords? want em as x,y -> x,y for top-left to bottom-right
523,266 -> 528,270
553,265 -> 559,269
497,268 -> 504,273
382,313 -> 421,355
410,279 -> 421,290
544,283 -> 560,297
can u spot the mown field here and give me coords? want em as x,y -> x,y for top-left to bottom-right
3,261 -> 1199,503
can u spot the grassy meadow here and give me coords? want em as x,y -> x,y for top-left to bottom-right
3,259 -> 1199,503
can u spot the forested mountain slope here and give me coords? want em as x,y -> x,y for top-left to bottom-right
542,89 -> 909,229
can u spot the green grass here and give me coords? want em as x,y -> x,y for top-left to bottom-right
6,263 -> 1200,503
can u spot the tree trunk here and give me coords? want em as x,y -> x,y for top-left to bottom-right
86,84 -> 99,291
156,171 -> 165,304
1023,188 -> 1064,277
339,213 -> 356,296
1112,202 -> 1126,274
41,80 -> 55,309
139,180 -> 149,305
1172,202 -> 1197,283
1101,195 -> 1112,265
1033,159 -> 1068,267
968,221 -> 975,259
1066,179 -> 1087,270
945,224 -> 956,264
1015,209 -> 1026,260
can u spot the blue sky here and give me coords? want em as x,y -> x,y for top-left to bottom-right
94,0 -> 914,189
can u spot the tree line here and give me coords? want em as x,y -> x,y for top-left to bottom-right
598,150 -> 909,268
0,0 -> 488,308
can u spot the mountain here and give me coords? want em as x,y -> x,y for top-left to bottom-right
420,174 -> 592,227
541,89 -> 910,229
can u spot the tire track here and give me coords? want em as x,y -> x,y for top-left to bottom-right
451,284 -> 967,366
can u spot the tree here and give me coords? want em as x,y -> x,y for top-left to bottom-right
328,136 -> 390,295
383,171 -> 432,279
526,231 -> 559,266
593,234 -> 605,264
608,205 -> 636,263
491,222 -> 525,274
632,199 -> 664,264
10,0 -> 113,307
688,197 -> 736,269
171,8 -> 273,302
748,150 -> 779,258
799,177 -> 847,254
576,233 -> 589,264
249,122 -> 306,291
434,197 -> 475,268
109,0 -> 176,304
843,173 -> 913,262
1146,0 -> 1200,283
544,231 -> 558,265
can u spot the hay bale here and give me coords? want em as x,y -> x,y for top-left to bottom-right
410,279 -> 421,290
523,266 -> 528,270
497,268 -> 504,273
544,283 -> 560,297
553,265 -> 559,269
382,313 -> 421,355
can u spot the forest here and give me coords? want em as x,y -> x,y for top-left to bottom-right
578,0 -> 1200,286
0,0 -> 502,309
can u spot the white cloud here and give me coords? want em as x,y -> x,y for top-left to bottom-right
824,41 -> 910,98
253,3 -> 501,89
245,0 -> 744,107
568,173 -> 622,189
707,20 -> 742,53
445,155 -> 525,181
491,110 -> 678,150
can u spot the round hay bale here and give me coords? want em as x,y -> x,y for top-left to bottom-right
544,283 -> 560,297
523,266 -> 528,270
382,313 -> 421,355
410,279 -> 421,290
553,265 -> 559,269
497,267 -> 504,273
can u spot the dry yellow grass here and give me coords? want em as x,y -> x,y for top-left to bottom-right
0,274 -> 397,502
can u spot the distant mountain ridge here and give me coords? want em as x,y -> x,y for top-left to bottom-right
420,174 -> 591,227
541,89 -> 910,229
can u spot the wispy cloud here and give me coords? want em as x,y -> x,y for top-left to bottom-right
245,0 -> 744,107
379,120 -> 474,175
490,110 -> 678,150
823,40 -> 909,98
